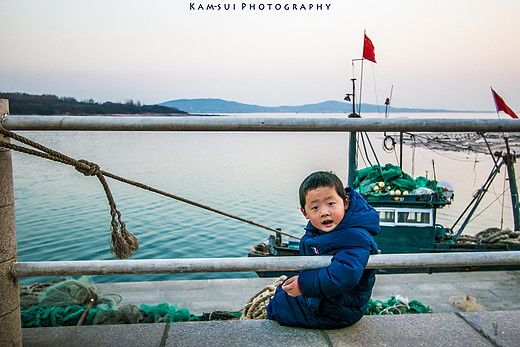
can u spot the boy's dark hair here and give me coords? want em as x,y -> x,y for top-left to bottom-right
299,171 -> 347,209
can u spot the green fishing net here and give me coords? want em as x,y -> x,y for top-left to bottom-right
353,164 -> 440,195
20,277 -> 432,327
38,276 -> 102,307
140,302 -> 198,323
367,296 -> 432,315
92,304 -> 147,325
20,277 -> 198,328
22,304 -> 102,327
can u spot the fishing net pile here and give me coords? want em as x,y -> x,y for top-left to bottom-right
366,295 -> 432,315
20,276 -> 434,327
457,227 -> 520,244
20,277 -> 198,328
352,163 -> 443,196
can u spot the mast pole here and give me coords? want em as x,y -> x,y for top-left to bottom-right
504,135 -> 520,231
359,58 -> 364,115
399,132 -> 403,170
348,78 -> 358,187
348,31 -> 367,186
351,78 -> 356,115
348,132 -> 357,186
358,29 -> 367,115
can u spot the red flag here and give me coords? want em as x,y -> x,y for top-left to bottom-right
491,88 -> 518,119
363,34 -> 376,63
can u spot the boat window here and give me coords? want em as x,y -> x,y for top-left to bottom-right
376,209 -> 396,226
375,208 -> 433,227
378,210 -> 395,223
376,207 -> 434,227
396,210 -> 432,227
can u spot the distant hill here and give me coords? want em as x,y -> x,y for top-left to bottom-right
159,98 -> 469,114
1,92 -> 187,115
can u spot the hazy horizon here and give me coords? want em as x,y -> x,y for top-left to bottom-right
1,1 -> 519,113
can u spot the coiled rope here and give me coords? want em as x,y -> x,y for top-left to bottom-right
240,275 -> 286,320
0,126 -> 299,258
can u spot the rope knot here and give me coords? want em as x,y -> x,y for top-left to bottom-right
76,159 -> 100,176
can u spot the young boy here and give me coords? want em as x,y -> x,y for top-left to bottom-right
266,171 -> 380,329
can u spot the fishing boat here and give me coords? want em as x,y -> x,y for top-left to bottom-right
248,115 -> 520,276
248,35 -> 520,276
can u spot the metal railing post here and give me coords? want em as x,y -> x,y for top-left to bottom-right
0,99 -> 22,346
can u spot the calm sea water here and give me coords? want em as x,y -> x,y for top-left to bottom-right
11,113 -> 518,285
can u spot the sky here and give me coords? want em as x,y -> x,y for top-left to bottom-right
1,0 -> 519,111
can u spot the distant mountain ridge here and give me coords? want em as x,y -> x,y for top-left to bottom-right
1,92 -> 187,115
159,98 -> 475,114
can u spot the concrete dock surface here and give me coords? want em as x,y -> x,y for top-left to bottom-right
22,271 -> 520,346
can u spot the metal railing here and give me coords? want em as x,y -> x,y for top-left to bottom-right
11,251 -> 520,277
4,115 -> 520,132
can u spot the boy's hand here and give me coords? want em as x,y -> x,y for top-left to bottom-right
282,275 -> 302,297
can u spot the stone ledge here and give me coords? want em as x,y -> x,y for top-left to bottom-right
23,311 -> 520,347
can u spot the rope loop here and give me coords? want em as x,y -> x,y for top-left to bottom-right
240,275 -> 286,320
76,159 -> 101,177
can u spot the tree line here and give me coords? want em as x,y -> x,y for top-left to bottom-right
0,93 -> 187,115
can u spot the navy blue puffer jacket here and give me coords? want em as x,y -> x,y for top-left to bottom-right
266,187 -> 380,329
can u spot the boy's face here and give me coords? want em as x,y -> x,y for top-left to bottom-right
301,186 -> 349,232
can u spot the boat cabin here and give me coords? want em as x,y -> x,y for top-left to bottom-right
363,192 -> 450,254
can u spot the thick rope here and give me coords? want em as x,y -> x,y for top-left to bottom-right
240,275 -> 286,320
76,159 -> 139,259
0,126 -> 300,255
100,169 -> 299,240
458,227 -> 520,244
0,127 -> 138,259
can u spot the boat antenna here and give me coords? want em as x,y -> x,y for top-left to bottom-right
382,85 -> 404,168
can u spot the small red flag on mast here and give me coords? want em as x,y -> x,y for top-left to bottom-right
491,88 -> 518,119
363,34 -> 376,63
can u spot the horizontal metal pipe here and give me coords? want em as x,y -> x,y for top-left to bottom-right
11,251 -> 520,277
3,116 -> 520,133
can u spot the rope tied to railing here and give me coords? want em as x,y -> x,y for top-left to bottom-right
0,125 -> 138,259
0,125 -> 300,258
74,159 -> 139,259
